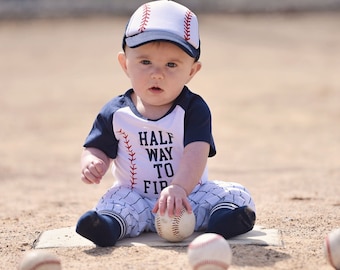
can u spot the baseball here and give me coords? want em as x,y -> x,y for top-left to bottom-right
155,208 -> 195,242
18,250 -> 62,270
188,233 -> 232,270
324,228 -> 340,270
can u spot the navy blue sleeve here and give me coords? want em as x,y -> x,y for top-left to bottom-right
83,97 -> 122,159
181,88 -> 216,157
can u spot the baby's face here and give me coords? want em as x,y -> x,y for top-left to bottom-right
119,41 -> 201,115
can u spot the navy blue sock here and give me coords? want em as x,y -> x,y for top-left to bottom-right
76,210 -> 121,247
207,205 -> 256,239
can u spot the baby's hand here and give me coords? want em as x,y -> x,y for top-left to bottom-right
81,159 -> 106,184
152,184 -> 192,217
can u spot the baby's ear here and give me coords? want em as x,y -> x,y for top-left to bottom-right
117,52 -> 128,75
191,61 -> 202,76
186,61 -> 202,83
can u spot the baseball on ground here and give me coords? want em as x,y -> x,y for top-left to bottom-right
18,250 -> 62,270
188,233 -> 232,270
324,228 -> 340,270
155,208 -> 195,242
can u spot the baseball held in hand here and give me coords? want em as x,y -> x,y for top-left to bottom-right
188,233 -> 232,270
324,228 -> 340,270
155,208 -> 195,242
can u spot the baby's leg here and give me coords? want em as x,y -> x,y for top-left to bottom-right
76,186 -> 153,247
190,181 -> 256,238
76,210 -> 122,247
207,203 -> 256,239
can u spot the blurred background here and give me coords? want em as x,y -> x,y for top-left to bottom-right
1,0 -> 340,19
1,0 -> 339,189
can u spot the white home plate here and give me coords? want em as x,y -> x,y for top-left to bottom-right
34,225 -> 282,248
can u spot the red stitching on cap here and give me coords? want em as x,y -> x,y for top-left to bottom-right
184,10 -> 193,41
117,129 -> 137,188
138,4 -> 151,33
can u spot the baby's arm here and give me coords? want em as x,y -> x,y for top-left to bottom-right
152,141 -> 210,217
81,147 -> 111,184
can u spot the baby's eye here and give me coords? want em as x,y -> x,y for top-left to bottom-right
166,62 -> 177,68
141,60 -> 151,65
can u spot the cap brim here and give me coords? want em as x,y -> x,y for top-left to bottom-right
125,30 -> 200,60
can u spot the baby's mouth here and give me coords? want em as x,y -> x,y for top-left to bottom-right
150,86 -> 162,91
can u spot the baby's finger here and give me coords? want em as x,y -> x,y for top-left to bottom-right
182,199 -> 192,214
82,168 -> 101,184
152,200 -> 159,214
93,160 -> 105,176
158,196 -> 168,216
166,196 -> 175,217
81,173 -> 95,184
174,197 -> 184,217
88,162 -> 102,178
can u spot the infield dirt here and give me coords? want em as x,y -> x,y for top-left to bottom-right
1,13 -> 339,269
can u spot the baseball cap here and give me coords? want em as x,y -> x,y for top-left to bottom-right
123,0 -> 200,60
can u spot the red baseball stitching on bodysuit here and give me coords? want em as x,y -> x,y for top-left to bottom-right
183,10 -> 193,41
117,129 -> 137,188
138,3 -> 151,33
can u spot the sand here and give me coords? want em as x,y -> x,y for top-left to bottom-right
1,13 -> 339,269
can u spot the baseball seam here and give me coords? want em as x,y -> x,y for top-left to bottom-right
156,215 -> 164,238
117,128 -> 137,188
138,3 -> 150,33
172,209 -> 185,239
183,9 -> 193,41
156,209 -> 186,241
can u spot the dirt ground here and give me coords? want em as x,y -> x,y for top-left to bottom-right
1,12 -> 340,269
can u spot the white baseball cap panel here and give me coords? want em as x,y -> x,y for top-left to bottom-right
123,1 -> 200,60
